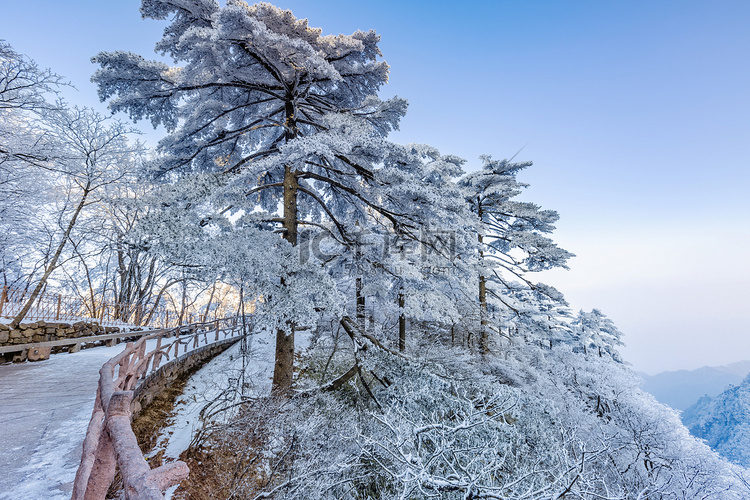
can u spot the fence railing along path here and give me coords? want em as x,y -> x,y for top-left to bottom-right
0,285 -> 232,329
71,316 -> 249,500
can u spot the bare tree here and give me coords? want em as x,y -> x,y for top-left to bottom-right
11,107 -> 139,326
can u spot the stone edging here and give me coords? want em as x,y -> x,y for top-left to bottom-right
131,337 -> 241,419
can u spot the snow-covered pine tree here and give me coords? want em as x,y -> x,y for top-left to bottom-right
295,143 -> 475,352
460,155 -> 573,353
571,308 -> 625,361
91,0 -> 456,393
374,145 -> 476,350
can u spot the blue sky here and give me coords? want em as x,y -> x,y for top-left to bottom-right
2,0 -> 748,373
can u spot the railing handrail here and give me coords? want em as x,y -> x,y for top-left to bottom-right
0,330 -> 148,355
71,315 -> 250,500
0,284 -> 240,328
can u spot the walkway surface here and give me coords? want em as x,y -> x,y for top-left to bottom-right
0,344 -> 125,499
0,330 -> 280,500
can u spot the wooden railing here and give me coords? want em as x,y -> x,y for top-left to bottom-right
0,284 -> 236,328
71,316 -> 249,500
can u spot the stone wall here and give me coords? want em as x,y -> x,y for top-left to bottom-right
131,337 -> 240,419
0,320 -> 123,348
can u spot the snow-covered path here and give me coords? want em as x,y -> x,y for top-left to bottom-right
0,344 -> 126,500
0,329 -> 287,500
0,336 -> 202,499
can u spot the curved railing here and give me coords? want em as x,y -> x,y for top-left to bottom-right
71,316 -> 249,500
0,284 -> 239,328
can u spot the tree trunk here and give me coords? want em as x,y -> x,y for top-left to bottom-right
11,185 -> 90,328
356,276 -> 365,330
178,278 -> 187,326
398,289 -> 406,352
272,163 -> 298,394
202,282 -> 217,322
479,274 -> 488,354
477,198 -> 489,355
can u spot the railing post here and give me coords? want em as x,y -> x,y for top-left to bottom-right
152,336 -> 163,372
55,293 -> 61,320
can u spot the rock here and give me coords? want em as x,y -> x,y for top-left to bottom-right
28,346 -> 51,361
9,329 -> 21,339
73,321 -> 86,330
0,331 -> 7,343
0,323 -> 9,331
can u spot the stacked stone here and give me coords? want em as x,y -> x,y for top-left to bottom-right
0,321 -> 121,348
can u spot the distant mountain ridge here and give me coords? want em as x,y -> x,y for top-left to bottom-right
640,360 -> 750,410
681,373 -> 750,467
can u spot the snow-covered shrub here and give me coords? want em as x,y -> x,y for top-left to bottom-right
180,326 -> 750,499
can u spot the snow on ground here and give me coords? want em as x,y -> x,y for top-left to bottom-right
152,329 -> 312,499
0,342 -> 133,500
152,329 -> 278,462
0,326 -> 310,499
0,333 -> 206,499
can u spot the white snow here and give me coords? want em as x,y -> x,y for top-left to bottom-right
0,342 -> 132,500
153,329 -> 279,462
0,318 -> 312,499
0,330 -> 232,499
151,329 -> 311,499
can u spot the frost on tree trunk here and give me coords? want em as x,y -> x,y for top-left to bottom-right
398,289 -> 406,352
273,95 -> 301,394
478,200 -> 489,355
273,164 -> 298,394
479,274 -> 489,355
356,276 -> 365,330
